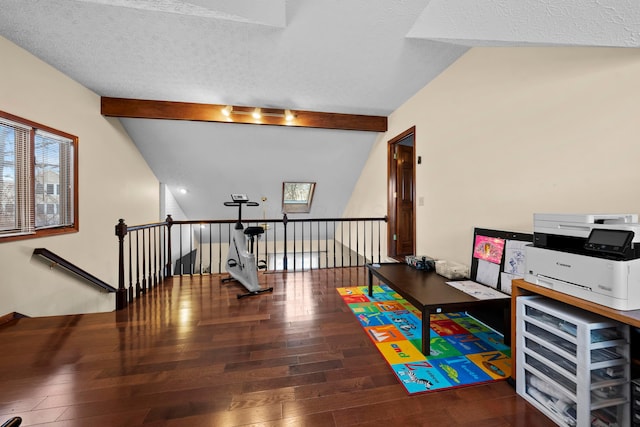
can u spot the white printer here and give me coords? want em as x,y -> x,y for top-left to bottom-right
525,213 -> 640,310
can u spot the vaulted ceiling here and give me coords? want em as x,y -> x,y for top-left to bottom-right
1,0 -> 638,220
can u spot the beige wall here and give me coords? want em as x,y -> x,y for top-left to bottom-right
0,36 -> 159,316
345,47 -> 640,267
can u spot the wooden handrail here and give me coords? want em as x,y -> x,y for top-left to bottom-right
1,417 -> 21,427
169,216 -> 388,225
33,248 -> 116,293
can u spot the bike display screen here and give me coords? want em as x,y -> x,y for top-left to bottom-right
231,193 -> 249,202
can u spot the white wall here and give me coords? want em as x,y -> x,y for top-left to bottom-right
345,47 -> 640,267
160,183 -> 194,272
0,36 -> 159,317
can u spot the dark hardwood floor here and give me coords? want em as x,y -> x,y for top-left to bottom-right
0,268 -> 554,426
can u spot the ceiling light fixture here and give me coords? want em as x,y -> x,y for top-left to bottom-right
220,104 -> 296,122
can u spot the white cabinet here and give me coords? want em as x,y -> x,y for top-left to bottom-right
516,296 -> 630,426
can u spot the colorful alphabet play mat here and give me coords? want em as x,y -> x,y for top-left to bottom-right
337,284 -> 511,395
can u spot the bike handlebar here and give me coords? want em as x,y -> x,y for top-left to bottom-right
224,201 -> 259,207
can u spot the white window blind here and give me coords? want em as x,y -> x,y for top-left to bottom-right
0,118 -> 33,236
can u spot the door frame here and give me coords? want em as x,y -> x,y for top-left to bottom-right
387,126 -> 416,259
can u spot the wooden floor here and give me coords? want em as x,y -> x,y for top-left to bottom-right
0,268 -> 555,426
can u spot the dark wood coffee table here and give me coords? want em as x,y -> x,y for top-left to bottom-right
366,263 -> 510,355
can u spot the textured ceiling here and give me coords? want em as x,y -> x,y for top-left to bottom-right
75,0 -> 288,27
1,0 -> 638,221
0,0 -> 467,116
408,0 -> 640,47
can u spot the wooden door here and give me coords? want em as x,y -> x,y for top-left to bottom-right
395,144 -> 414,255
387,127 -> 415,259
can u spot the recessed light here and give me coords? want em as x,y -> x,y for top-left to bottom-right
284,109 -> 294,121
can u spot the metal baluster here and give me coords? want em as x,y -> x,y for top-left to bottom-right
179,224 -> 183,275
153,226 -> 158,286
143,229 -> 148,292
136,229 -> 141,296
151,229 -> 157,322
340,221 -> 344,267
146,228 -> 152,290
368,221 -> 372,264
376,219 -> 380,264
261,222 -> 267,271
199,223 -> 203,275
348,221 -> 352,266
272,220 -> 277,271
317,220 -> 321,270
323,221 -> 327,269
332,221 -> 336,268
209,224 -> 213,274
309,221 -> 313,270
159,225 -> 164,282
293,221 -> 297,271
301,221 -> 305,271
128,233 -> 133,302
217,223 -> 222,274
189,224 -> 193,276
356,220 -> 360,266
253,222 -> 257,265
310,221 -> 313,269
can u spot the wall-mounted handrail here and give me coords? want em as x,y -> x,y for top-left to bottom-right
1,417 -> 22,427
33,248 -> 116,293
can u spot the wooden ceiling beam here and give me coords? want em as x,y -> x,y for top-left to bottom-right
101,97 -> 387,132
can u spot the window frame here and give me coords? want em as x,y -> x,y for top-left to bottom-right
281,181 -> 316,214
0,110 -> 78,243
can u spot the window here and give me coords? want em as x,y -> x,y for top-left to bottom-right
282,182 -> 315,214
0,111 -> 78,242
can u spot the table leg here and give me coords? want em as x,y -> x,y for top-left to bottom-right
422,307 -> 430,356
368,268 -> 373,297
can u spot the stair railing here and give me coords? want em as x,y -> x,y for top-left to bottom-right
115,218 -> 169,310
115,215 -> 386,309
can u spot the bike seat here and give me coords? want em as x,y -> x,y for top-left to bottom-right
244,226 -> 264,237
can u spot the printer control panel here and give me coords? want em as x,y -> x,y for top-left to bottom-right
584,228 -> 634,257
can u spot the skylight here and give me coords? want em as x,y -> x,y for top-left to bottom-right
282,182 -> 315,214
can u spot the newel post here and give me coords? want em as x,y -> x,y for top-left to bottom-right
165,215 -> 173,278
282,213 -> 288,271
115,219 -> 128,310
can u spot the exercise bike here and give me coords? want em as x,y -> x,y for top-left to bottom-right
221,194 -> 274,299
